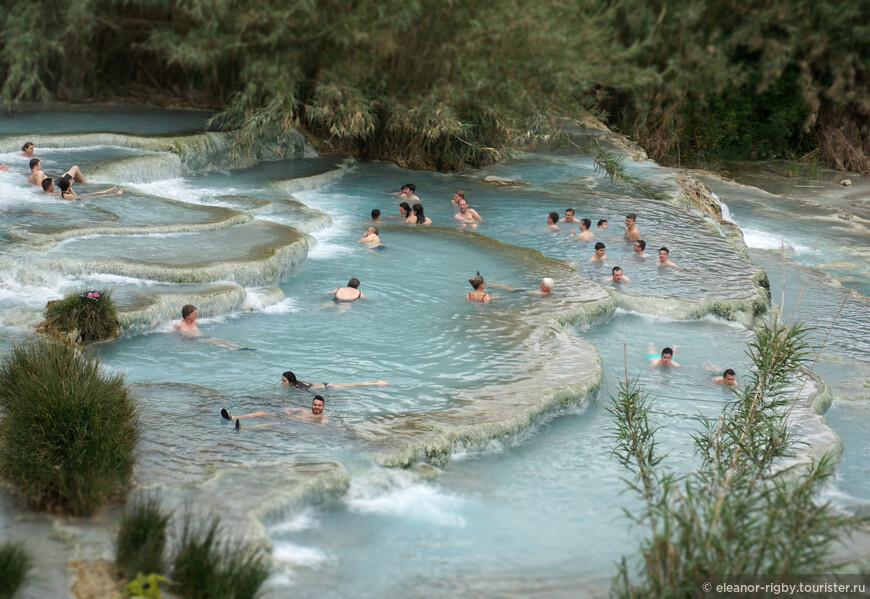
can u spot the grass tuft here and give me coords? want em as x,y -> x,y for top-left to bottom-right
117,495 -> 171,581
41,288 -> 120,344
0,541 -> 31,599
0,339 -> 140,515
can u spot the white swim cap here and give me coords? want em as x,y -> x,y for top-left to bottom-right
542,277 -> 555,290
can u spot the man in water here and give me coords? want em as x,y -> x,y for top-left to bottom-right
633,240 -> 647,257
624,213 -> 641,241
455,199 -> 483,226
359,226 -> 381,244
606,266 -> 631,283
27,158 -> 87,186
546,212 -> 561,231
649,345 -> 680,367
173,304 -> 201,335
42,178 -> 56,194
657,246 -> 682,269
222,395 -> 329,429
590,242 -> 606,262
561,208 -> 580,223
371,209 -> 381,223
571,218 -> 594,241
713,369 -> 738,387
597,219 -> 608,230
391,183 -> 419,203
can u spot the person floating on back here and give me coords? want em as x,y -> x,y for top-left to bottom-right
280,371 -> 388,391
27,158 -> 88,187
223,395 -> 330,429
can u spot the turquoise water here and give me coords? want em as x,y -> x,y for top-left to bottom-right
0,113 -> 868,598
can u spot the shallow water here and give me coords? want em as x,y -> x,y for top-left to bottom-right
0,113 -> 868,598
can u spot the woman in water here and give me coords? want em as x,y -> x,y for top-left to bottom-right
412,203 -> 432,225
57,177 -> 123,200
21,142 -> 34,157
281,371 -> 388,390
327,277 -> 365,302
399,201 -> 415,223
466,274 -> 491,303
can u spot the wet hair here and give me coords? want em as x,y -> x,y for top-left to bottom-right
413,203 -> 426,223
541,277 -> 554,290
565,208 -> 575,215
399,202 -> 412,217
312,394 -> 325,404
58,177 -> 71,192
22,141 -> 33,152
594,242 -> 605,250
454,190 -> 465,199
635,240 -> 646,250
661,347 -> 674,357
468,275 -> 485,289
581,218 -> 591,229
369,226 -> 379,235
597,219 -> 607,227
659,246 -> 669,255
181,304 -> 196,318
626,213 -> 637,222
401,183 -> 416,193
548,212 -> 559,224
29,158 -> 40,170
347,277 -> 361,289
283,371 -> 297,384
371,209 -> 380,219
612,266 -> 622,275
41,178 -> 53,191
723,368 -> 736,377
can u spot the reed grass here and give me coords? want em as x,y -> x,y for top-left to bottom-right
42,288 -> 120,344
0,542 -> 31,599
0,339 -> 140,515
117,495 -> 171,581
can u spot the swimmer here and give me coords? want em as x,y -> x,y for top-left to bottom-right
359,226 -> 381,244
27,158 -> 88,186
466,274 -> 491,303
597,219 -> 608,230
487,277 -> 555,297
455,199 -> 483,226
633,240 -> 647,257
21,142 -> 35,157
0,164 -> 7,171
713,369 -> 738,387
327,277 -> 366,301
451,190 -> 465,208
560,208 -> 580,223
570,218 -> 594,241
223,395 -> 330,428
58,177 -> 122,200
624,213 -> 641,241
173,304 -> 202,336
281,371 -> 388,391
391,183 -> 419,203
648,344 -> 680,367
371,209 -> 382,223
590,242 -> 606,262
657,247 -> 682,269
606,266 -> 631,283
546,212 -> 561,231
412,203 -> 432,225
399,201 -> 414,223
42,178 -> 56,194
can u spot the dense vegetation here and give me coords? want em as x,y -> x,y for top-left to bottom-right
0,340 -> 139,515
40,289 -> 120,344
117,495 -> 171,581
0,541 -> 31,599
1,0 -> 867,171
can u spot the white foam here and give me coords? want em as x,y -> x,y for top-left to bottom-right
741,227 -> 812,254
712,192 -> 735,222
269,509 -> 319,534
346,473 -> 467,527
272,542 -> 334,569
262,298 -> 301,314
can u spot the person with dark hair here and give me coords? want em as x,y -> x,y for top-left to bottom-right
452,190 -> 465,206
27,158 -> 88,186
657,247 -> 682,269
560,208 -> 580,223
597,219 -> 608,229
222,395 -> 331,428
590,242 -> 607,262
466,274 -> 491,303
398,201 -> 414,223
279,371 -> 388,391
648,344 -> 681,367
547,212 -> 561,231
624,213 -> 641,241
713,369 -> 738,387
21,142 -> 35,157
391,183 -> 419,203
633,240 -> 647,257
571,218 -> 594,241
606,266 -> 631,283
412,203 -> 432,225
371,209 -> 381,222
173,304 -> 200,334
327,278 -> 365,301
41,178 -> 55,194
57,176 -> 122,200
0,164 -> 7,171
359,226 -> 381,244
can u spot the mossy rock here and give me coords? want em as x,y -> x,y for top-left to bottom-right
37,289 -> 120,345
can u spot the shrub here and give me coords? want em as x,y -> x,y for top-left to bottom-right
0,339 -> 140,515
117,495 -> 171,581
41,288 -> 120,344
0,541 -> 31,599
172,512 -> 270,599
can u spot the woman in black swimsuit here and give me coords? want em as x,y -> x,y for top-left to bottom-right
326,277 -> 365,302
281,370 -> 389,390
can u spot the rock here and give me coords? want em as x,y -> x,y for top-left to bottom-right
481,175 -> 523,187
676,174 -> 722,220
841,179 -> 852,186
69,559 -> 123,599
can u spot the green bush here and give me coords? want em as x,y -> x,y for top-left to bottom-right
117,495 -> 171,581
0,541 -> 31,599
0,339 -> 140,515
42,288 -> 120,344
172,513 -> 270,599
